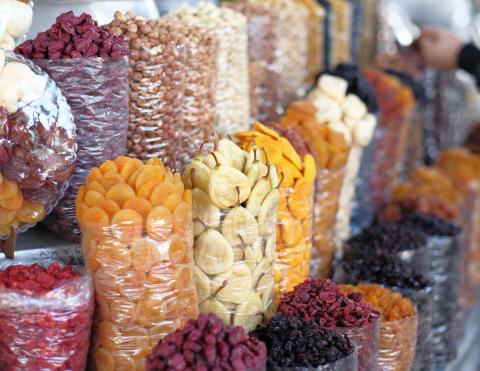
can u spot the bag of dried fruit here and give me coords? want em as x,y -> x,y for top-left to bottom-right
76,156 -> 198,370
15,11 -> 129,242
0,50 -> 76,256
339,284 -> 418,371
183,137 -> 278,331
235,123 -> 315,303
278,279 -> 380,371
0,260 -> 94,370
222,1 -> 282,123
0,0 -> 33,50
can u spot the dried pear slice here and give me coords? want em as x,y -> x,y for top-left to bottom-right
253,122 -> 280,140
268,164 -> 279,188
264,236 -> 275,263
252,258 -> 272,287
245,145 -> 260,171
250,238 -> 264,264
209,165 -> 251,209
211,262 -> 252,305
233,291 -> 263,331
203,151 -> 227,170
217,138 -> 246,171
195,266 -> 211,304
288,178 -> 313,220
199,298 -> 231,325
258,189 -> 280,236
246,178 -> 271,217
303,154 -> 316,183
256,273 -> 275,307
192,188 -> 220,237
247,161 -> 268,189
182,161 -> 211,193
222,206 -> 259,246
194,230 -> 234,275
279,137 -> 302,170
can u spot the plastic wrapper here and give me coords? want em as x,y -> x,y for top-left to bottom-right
77,157 -> 198,370
250,0 -> 309,106
328,0 -> 353,66
279,349 -> 358,371
223,1 -> 282,123
317,0 -> 333,69
167,3 -> 249,134
358,0 -> 378,66
0,258 -> 94,370
0,0 -> 33,50
348,0 -> 362,63
335,319 -> 379,371
0,51 -> 76,243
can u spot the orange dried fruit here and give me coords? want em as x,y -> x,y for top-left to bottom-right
277,163 -> 294,188
107,184 -> 136,207
279,137 -> 302,169
303,154 -> 316,183
137,296 -> 166,328
111,354 -> 136,371
174,265 -> 193,291
100,160 -> 118,174
169,235 -> 188,266
149,181 -> 175,207
257,135 -> 283,164
146,206 -> 173,241
16,200 -> 45,224
101,172 -> 125,190
88,180 -> 107,195
173,201 -> 190,235
0,207 -> 17,225
94,349 -> 115,371
82,239 -> 99,271
327,151 -> 348,170
98,198 -> 121,219
137,181 -> 158,200
76,203 -> 89,224
131,237 -> 163,271
182,189 -> 192,207
84,190 -> 104,207
282,159 -> 303,179
278,191 -> 288,221
113,156 -> 131,172
83,207 -> 110,239
120,158 -> 143,181
111,209 -> 143,241
96,238 -> 132,272
117,269 -> 146,300
76,185 -> 86,204
128,167 -> 144,189
118,326 -> 149,351
123,197 -> 152,218
146,158 -> 166,170
94,269 -> 121,300
162,193 -> 181,212
280,215 -> 303,248
235,130 -> 261,140
87,167 -> 103,183
253,122 -> 281,140
149,321 -> 179,346
288,178 -> 313,220
98,321 -> 121,351
109,300 -> 137,327
173,179 -> 184,196
0,181 -> 23,210
0,224 -> 11,236
136,166 -> 164,190
326,129 -> 349,152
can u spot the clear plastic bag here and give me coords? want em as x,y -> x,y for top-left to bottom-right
358,0 -> 378,66
167,2 -> 250,134
77,157 -> 198,370
223,1 -> 282,123
0,0 -> 33,50
0,51 -> 76,242
279,348 -> 358,371
0,262 -> 94,370
328,0 -> 353,66
249,0 -> 309,106
335,319 -> 379,371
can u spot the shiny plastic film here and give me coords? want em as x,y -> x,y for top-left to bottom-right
167,2 -> 250,134
328,0 -> 352,66
249,0 -> 309,106
0,262 -> 94,370
0,51 -> 76,239
0,0 -> 33,50
183,137 -> 278,331
223,1 -> 282,123
235,122 -> 315,302
109,14 -> 186,169
77,157 -> 198,370
358,0 -> 378,66
282,349 -> 358,371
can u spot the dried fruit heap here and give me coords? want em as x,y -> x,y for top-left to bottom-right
183,137 -> 278,331
340,284 -> 417,371
15,11 -> 128,59
0,263 -> 93,370
147,313 -> 267,371
77,156 -> 197,370
0,0 -> 33,50
252,314 -> 354,370
236,122 -> 315,300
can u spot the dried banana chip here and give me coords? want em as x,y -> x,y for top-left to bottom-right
252,258 -> 272,287
246,178 -> 271,218
217,138 -> 246,171
194,230 -> 234,275
233,291 -> 263,331
195,266 -> 211,304
258,189 -> 280,236
182,160 -> 211,193
199,298 -> 231,325
256,273 -> 275,307
192,188 -> 220,237
211,262 -> 252,305
209,165 -> 251,209
264,236 -> 275,263
221,206 -> 259,246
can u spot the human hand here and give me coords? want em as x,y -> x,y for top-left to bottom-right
419,27 -> 463,70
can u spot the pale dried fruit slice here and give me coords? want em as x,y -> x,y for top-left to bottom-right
192,188 -> 220,237
250,238 -> 264,265
256,272 -> 275,307
195,266 -> 211,304
217,138 -> 246,171
246,178 -> 271,217
194,229 -> 234,275
209,165 -> 251,209
268,164 -> 279,188
199,298 -> 231,325
203,151 -> 227,170
222,206 -> 259,246
182,160 -> 211,193
212,262 -> 252,305
258,189 -> 280,236
233,291 -> 263,331
246,160 -> 268,189
252,258 -> 272,287
264,236 -> 275,263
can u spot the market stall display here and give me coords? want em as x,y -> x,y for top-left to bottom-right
278,278 -> 380,371
252,314 -> 357,370
166,2 -> 249,134
236,122 -> 315,302
280,100 -> 348,278
16,11 -> 129,242
0,262 -> 93,370
147,313 -> 267,371
0,50 -> 76,256
0,0 -> 33,50
77,157 -> 197,370
183,137 -> 277,331
339,283 -> 418,371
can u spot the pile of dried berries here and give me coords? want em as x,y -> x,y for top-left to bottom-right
251,314 -> 354,370
147,313 -> 266,371
395,212 -> 461,237
15,11 -> 128,59
0,263 -> 93,370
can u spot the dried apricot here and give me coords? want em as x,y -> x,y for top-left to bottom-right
109,300 -> 137,327
131,237 -> 164,271
137,181 -> 158,200
101,172 -> 125,191
94,269 -> 121,301
76,185 -> 86,204
83,207 -> 110,239
149,181 -> 174,207
136,166 -> 164,190
16,200 -> 45,224
98,321 -> 120,351
128,167 -> 144,189
162,193 -> 181,212
168,235 -> 188,266
123,197 -> 152,218
174,266 -> 193,292
0,207 -> 17,225
146,206 -> 173,241
280,215 -> 303,248
94,349 -> 115,371
120,158 -> 143,181
149,321 -> 179,346
107,184 -> 136,207
88,180 -> 107,195
0,181 -> 23,210
84,190 -> 104,207
114,156 -> 131,172
279,137 -> 302,169
87,168 -> 103,183
173,178 -> 184,196
173,201 -> 190,235
182,189 -> 192,207
137,296 -> 166,328
96,238 -> 132,273
100,160 -> 118,174
76,203 -> 89,224
288,179 -> 313,220
111,209 -> 143,241
98,198 -> 121,219
117,269 -> 146,301
117,326 -> 149,351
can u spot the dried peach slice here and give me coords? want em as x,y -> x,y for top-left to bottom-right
83,207 -> 110,239
111,209 -> 143,241
16,200 -> 45,224
173,201 -> 190,235
136,166 -> 164,190
94,349 -> 115,371
280,215 -> 303,248
149,181 -> 174,207
107,184 -> 136,208
137,296 -> 167,328
98,321 -> 120,351
96,238 -> 132,273
100,160 -> 118,174
84,190 -> 104,207
279,137 -> 302,170
120,158 -> 143,181
131,237 -> 164,271
113,156 -> 131,172
123,197 -> 152,218
303,154 -> 316,183
253,121 -> 281,140
98,199 -> 121,219
0,207 -> 17,225
87,168 -> 103,183
88,180 -> 107,195
146,206 -> 173,241
288,178 -> 313,220
76,185 -> 87,204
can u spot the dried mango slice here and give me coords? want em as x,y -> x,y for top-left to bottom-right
253,121 -> 281,140
257,135 -> 283,165
282,159 -> 303,180
123,197 -> 152,218
146,206 -> 173,241
235,130 -> 261,140
111,209 -> 143,242
280,215 -> 303,248
303,154 -> 316,183
276,163 -> 294,188
288,178 -> 313,220
279,137 -> 302,170
107,184 -> 136,207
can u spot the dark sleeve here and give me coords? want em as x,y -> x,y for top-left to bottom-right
458,43 -> 480,87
